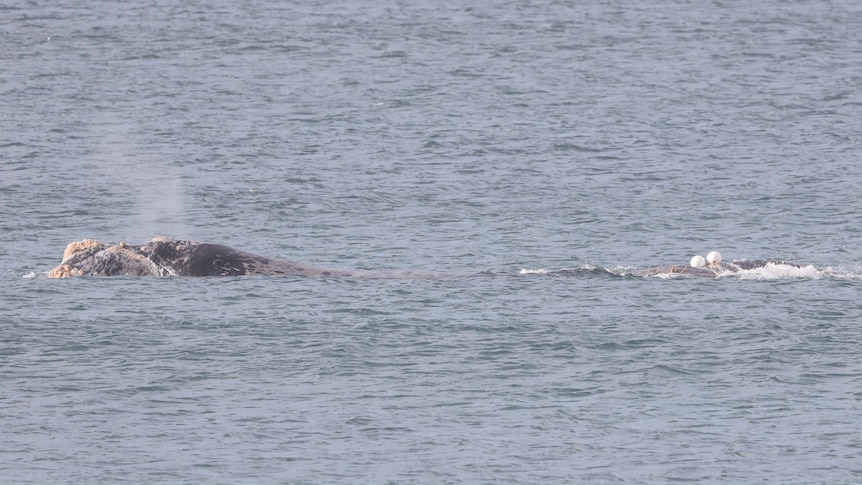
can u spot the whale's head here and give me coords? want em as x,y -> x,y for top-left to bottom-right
61,239 -> 105,264
47,238 -> 167,277
48,239 -> 106,277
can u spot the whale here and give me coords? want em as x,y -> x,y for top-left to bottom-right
47,238 -> 804,279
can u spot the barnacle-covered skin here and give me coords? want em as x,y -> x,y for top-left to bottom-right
48,237 -> 358,278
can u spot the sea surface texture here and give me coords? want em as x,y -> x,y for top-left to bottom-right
3,0 -> 862,483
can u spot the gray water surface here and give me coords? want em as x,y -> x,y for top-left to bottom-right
3,0 -> 862,482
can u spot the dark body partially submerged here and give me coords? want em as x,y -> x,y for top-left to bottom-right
49,237 -> 363,278
633,260 -> 802,278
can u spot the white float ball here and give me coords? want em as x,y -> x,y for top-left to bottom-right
690,255 -> 706,268
706,251 -> 722,266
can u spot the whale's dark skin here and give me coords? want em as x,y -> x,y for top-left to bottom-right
48,237 -> 375,278
633,265 -> 719,278
633,260 -> 802,278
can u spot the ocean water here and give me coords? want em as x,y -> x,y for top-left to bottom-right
2,0 -> 862,482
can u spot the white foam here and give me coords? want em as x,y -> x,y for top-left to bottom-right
519,268 -> 549,275
649,272 -> 685,279
729,263 -> 822,280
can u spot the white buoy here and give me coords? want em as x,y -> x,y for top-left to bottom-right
706,251 -> 722,266
690,255 -> 706,268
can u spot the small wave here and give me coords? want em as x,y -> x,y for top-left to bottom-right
646,272 -> 695,280
519,268 -> 549,275
521,265 -> 623,278
821,266 -> 862,280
